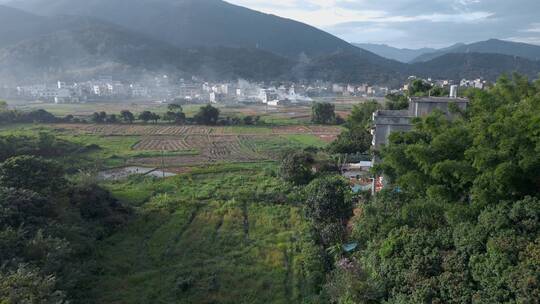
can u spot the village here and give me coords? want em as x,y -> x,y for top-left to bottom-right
0,74 -> 487,106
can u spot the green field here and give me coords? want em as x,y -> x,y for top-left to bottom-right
89,164 -> 322,303
0,123 -> 333,170
1,121 -> 333,303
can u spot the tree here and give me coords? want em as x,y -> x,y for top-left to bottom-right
279,151 -> 315,185
91,112 -> 107,123
25,109 -> 57,123
328,101 -> 380,154
0,156 -> 65,195
167,103 -> 183,112
0,265 -> 66,304
347,100 -> 381,129
150,112 -> 160,124
194,104 -> 220,125
163,111 -> 176,123
385,94 -> 409,110
0,187 -> 51,228
305,176 -> 353,227
37,132 -> 57,156
120,110 -> 135,124
243,116 -> 254,125
328,127 -> 372,154
62,114 -> 74,123
69,183 -> 128,231
106,114 -> 118,124
138,111 -> 153,123
312,102 -> 336,125
331,74 -> 540,304
164,111 -> 186,124
409,79 -> 433,96
430,86 -> 449,97
0,100 -> 7,111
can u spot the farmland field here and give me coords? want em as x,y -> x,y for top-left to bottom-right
36,123 -> 341,168
9,100 -> 368,125
87,166 -> 323,304
1,115 -> 341,303
50,123 -> 341,136
1,122 -> 340,169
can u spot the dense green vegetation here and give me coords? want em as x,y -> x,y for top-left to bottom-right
0,153 -> 129,303
2,74 -> 539,303
3,103 -> 268,127
0,116 -> 335,303
89,165 -> 326,303
325,74 -> 540,303
312,102 -> 338,125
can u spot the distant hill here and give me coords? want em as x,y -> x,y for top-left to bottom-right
0,5 -> 72,48
353,43 -> 435,63
1,4 -> 539,85
8,0 -> 360,59
410,52 -> 540,81
0,20 -> 292,83
296,51 -> 406,87
412,39 -> 540,62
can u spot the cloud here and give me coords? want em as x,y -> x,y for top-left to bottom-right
226,0 -> 540,48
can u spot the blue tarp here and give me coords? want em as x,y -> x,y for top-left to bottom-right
343,242 -> 358,252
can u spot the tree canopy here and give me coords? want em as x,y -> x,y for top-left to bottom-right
0,155 -> 65,195
327,74 -> 540,303
312,102 -> 337,125
194,104 -> 220,125
279,151 -> 315,186
0,134 -> 128,303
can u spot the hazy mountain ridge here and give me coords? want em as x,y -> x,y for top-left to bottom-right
7,0 -> 360,59
410,52 -> 540,80
1,3 -> 540,85
353,43 -> 436,63
0,8 -> 293,83
412,39 -> 540,62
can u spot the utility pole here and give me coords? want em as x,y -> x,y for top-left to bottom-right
161,149 -> 165,178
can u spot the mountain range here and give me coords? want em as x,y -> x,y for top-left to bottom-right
411,39 -> 540,63
0,0 -> 539,85
6,0 -> 358,59
354,40 -> 540,64
353,43 -> 436,63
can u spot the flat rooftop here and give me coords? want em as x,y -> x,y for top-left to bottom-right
374,110 -> 412,117
410,97 -> 469,103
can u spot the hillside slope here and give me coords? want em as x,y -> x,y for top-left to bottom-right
297,51 -> 406,86
353,43 -> 435,63
412,39 -> 540,62
0,22 -> 292,83
0,5 -> 75,48
8,0 -> 360,59
410,52 -> 540,80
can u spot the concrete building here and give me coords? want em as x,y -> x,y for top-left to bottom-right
450,85 -> 458,98
372,96 -> 469,150
209,92 -> 225,104
371,96 -> 469,193
371,110 -> 414,149
409,97 -> 468,118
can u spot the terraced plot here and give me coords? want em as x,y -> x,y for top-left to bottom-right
50,123 -> 339,167
52,123 -> 341,136
132,137 -> 191,151
130,135 -> 268,166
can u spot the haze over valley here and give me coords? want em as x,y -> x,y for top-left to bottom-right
0,0 -> 539,86
1,1 -> 539,304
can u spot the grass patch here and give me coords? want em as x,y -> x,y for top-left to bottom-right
284,134 -> 327,148
91,170 -> 322,303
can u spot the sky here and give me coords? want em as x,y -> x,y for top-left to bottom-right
227,0 -> 540,49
